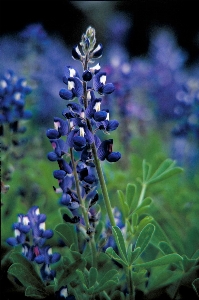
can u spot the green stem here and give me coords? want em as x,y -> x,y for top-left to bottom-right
91,142 -> 116,227
126,267 -> 135,300
101,291 -> 111,300
137,183 -> 147,206
90,237 -> 97,269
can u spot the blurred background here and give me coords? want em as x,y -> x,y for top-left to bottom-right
1,0 -> 199,260
1,1 -> 199,63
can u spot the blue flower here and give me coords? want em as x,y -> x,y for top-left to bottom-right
72,45 -> 82,61
6,206 -> 60,283
56,286 -> 76,299
0,70 -> 32,131
90,43 -> 103,59
97,139 -> 121,162
59,77 -> 83,101
93,71 -> 115,95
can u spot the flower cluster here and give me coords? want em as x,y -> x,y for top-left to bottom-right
0,69 -> 32,134
0,70 -> 33,194
6,206 -> 61,282
46,27 -> 121,233
172,77 -> 199,139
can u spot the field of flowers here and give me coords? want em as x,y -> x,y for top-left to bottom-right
1,12 -> 199,300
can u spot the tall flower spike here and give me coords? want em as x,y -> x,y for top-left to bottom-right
47,26 -> 121,232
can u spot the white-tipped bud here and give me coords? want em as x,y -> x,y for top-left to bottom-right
39,222 -> 46,231
79,127 -> 85,137
35,207 -> 40,215
68,80 -> 75,90
93,101 -> 101,112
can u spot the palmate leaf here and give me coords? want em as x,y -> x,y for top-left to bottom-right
131,197 -> 153,217
77,268 -> 119,296
146,158 -> 183,185
105,247 -> 128,267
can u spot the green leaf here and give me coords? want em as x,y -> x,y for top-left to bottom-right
158,241 -> 175,255
87,286 -> 95,295
59,207 -> 73,219
182,254 -> 198,272
134,253 -> 183,268
134,197 -> 152,214
135,223 -> 155,257
136,216 -> 154,234
94,280 -> 119,294
112,226 -> 128,262
8,263 -> 45,290
117,190 -> 128,219
105,247 -> 128,267
55,223 -> 78,251
111,290 -> 126,300
58,258 -> 86,290
131,213 -> 138,228
192,249 -> 199,260
132,269 -> 148,287
147,167 -> 183,185
127,247 -> 141,265
76,269 -> 86,286
25,286 -> 49,299
96,252 -> 118,275
150,220 -> 174,250
98,269 -> 118,287
150,158 -> 175,179
9,252 -> 43,284
94,220 -> 104,242
126,183 -> 139,213
89,267 -> 98,288
142,159 -> 152,182
146,159 -> 183,185
146,268 -> 183,291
